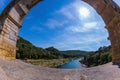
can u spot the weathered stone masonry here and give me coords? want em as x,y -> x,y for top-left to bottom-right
0,0 -> 42,60
0,0 -> 120,63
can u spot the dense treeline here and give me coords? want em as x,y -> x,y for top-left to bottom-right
16,37 -> 65,59
16,37 -> 85,59
61,50 -> 88,58
80,46 -> 112,67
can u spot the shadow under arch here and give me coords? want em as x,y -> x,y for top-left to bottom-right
0,0 -> 120,64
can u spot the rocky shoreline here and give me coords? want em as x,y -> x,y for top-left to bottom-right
24,59 -> 70,68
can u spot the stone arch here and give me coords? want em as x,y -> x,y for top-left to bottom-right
0,0 -> 120,63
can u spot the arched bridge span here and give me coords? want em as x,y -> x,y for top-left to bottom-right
0,0 -> 120,63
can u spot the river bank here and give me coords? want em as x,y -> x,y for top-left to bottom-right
25,59 -> 70,68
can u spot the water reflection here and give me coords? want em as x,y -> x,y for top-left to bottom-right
58,59 -> 84,69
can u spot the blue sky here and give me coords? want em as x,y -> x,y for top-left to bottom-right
0,0 -> 120,51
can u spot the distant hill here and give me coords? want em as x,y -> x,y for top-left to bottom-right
61,50 -> 89,58
61,50 -> 89,55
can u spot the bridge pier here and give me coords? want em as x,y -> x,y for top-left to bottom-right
107,15 -> 120,64
0,18 -> 18,60
0,0 -> 42,60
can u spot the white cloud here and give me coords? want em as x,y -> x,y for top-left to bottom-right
66,26 -> 82,33
36,0 -> 110,51
83,22 -> 98,30
55,0 -> 87,20
55,4 -> 76,19
45,0 -> 87,29
38,28 -> 110,51
66,21 -> 99,33
45,0 -> 101,30
45,19 -> 68,29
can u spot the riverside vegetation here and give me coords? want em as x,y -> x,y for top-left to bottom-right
26,59 -> 70,68
80,45 -> 112,67
16,37 -> 112,68
16,37 -> 88,68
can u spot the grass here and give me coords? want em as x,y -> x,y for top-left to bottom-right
25,59 -> 70,68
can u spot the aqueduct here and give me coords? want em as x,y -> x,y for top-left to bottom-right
0,0 -> 120,63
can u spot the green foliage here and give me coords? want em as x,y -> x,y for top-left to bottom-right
16,37 -> 64,59
80,46 -> 112,67
45,47 -> 64,59
16,37 -> 88,59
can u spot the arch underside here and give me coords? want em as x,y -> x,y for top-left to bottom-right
0,0 -> 120,63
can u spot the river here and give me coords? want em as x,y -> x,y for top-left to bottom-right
58,59 -> 84,69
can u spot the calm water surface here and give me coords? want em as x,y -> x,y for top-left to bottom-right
58,59 -> 84,69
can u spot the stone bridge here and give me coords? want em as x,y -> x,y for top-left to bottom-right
0,0 -> 120,63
